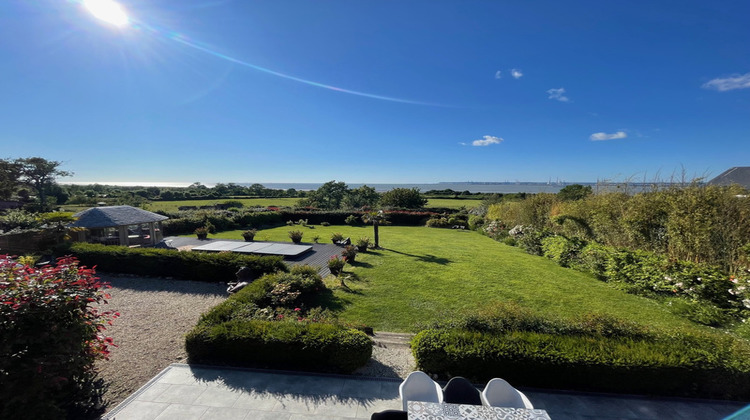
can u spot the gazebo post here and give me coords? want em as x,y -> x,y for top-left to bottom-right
149,222 -> 157,245
155,221 -> 163,242
118,225 -> 129,246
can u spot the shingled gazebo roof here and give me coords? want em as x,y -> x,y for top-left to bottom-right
71,206 -> 168,228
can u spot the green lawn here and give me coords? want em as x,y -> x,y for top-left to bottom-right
206,225 -> 704,333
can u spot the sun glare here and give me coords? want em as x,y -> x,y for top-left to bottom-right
83,0 -> 129,27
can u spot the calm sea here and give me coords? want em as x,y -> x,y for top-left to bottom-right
258,182 -> 574,194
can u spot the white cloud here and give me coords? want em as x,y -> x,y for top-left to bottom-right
547,87 -> 569,102
459,142 -> 467,146
511,68 -> 523,79
495,70 -> 502,79
472,135 -> 503,146
590,131 -> 627,141
702,72 -> 750,91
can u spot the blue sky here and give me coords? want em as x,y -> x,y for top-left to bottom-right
1,0 -> 749,184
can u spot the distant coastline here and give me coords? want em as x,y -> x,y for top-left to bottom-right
63,181 -> 605,194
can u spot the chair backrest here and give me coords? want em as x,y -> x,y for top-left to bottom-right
442,376 -> 482,405
481,378 -> 533,409
399,371 -> 443,411
370,409 -> 408,420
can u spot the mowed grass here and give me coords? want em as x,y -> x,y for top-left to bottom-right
208,225 -> 703,334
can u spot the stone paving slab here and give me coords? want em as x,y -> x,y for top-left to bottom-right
102,364 -> 750,420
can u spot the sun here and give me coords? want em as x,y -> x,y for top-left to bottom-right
83,0 -> 129,27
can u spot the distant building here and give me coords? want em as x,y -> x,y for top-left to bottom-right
707,167 -> 750,188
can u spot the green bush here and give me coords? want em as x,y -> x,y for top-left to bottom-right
345,215 -> 359,225
186,320 -> 372,372
186,268 -> 372,373
412,308 -> 750,400
541,236 -> 585,267
69,243 -> 286,282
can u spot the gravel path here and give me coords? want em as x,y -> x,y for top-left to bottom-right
96,275 -> 415,411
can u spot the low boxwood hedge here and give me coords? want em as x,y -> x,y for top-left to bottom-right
412,327 -> 750,400
68,243 -> 286,282
186,319 -> 372,373
185,267 -> 373,373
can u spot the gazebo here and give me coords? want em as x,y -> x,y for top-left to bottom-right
71,205 -> 168,247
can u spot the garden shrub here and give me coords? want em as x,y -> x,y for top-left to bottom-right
516,227 -> 552,256
344,215 -> 359,225
69,243 -> 286,282
541,236 -> 585,268
468,215 -> 485,231
185,320 -> 372,372
186,268 -> 372,373
0,256 -> 118,419
412,307 -> 750,400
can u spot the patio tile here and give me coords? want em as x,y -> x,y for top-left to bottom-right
153,403 -> 208,420
312,399 -> 362,417
232,392 -> 281,410
110,400 -> 169,420
247,410 -> 291,420
199,406 -> 251,420
340,378 -> 384,398
152,384 -> 207,404
272,395 -> 322,414
192,386 -> 242,407
135,382 -> 171,401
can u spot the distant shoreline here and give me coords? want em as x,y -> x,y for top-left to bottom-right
61,181 -> 680,194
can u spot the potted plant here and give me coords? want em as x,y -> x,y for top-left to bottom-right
288,230 -> 304,244
194,226 -> 208,240
341,245 -> 358,263
328,256 -> 345,276
356,237 -> 370,252
242,229 -> 257,242
331,232 -> 344,244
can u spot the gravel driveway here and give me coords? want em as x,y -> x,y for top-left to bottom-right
95,274 -> 414,411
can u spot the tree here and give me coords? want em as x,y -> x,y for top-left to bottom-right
342,185 -> 380,209
0,159 -> 22,200
362,210 -> 388,249
557,184 -> 593,201
380,187 -> 427,209
299,180 -> 349,209
16,157 -> 72,211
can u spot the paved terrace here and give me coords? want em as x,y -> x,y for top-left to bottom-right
103,364 -> 749,420
160,237 -> 343,276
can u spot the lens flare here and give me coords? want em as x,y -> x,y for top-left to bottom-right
83,0 -> 129,27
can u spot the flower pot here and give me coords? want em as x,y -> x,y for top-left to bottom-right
357,245 -> 368,252
197,234 -> 207,240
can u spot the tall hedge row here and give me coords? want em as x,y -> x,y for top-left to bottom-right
412,328 -> 750,400
68,243 -> 286,282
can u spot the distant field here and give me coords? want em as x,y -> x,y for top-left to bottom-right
425,198 -> 482,209
145,198 -> 300,212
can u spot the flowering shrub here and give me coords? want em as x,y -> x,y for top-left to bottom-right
0,255 -> 118,419
341,245 -> 358,263
288,230 -> 304,243
483,220 -> 508,240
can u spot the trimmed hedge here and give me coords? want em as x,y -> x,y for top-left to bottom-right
185,268 -> 373,373
186,320 -> 372,372
412,328 -> 750,400
162,211 -> 282,235
69,243 -> 286,282
280,210 -> 436,226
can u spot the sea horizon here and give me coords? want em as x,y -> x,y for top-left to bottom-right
61,180 -> 674,194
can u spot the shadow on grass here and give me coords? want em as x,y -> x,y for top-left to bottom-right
384,248 -> 452,265
349,260 -> 373,268
308,288 -> 350,312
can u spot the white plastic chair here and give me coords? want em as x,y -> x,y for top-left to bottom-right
399,371 -> 443,411
481,378 -> 534,409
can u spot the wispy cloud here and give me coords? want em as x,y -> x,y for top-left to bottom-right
702,72 -> 750,91
459,142 -> 468,146
472,135 -> 503,146
495,70 -> 502,79
511,69 -> 523,79
590,131 -> 627,141
547,87 -> 569,102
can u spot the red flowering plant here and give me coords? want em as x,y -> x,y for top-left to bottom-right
0,255 -> 118,419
